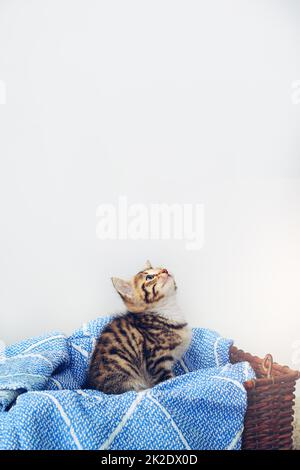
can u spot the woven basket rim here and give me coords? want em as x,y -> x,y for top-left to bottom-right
230,345 -> 300,390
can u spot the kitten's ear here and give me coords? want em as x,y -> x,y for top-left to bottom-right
144,260 -> 152,270
111,277 -> 134,302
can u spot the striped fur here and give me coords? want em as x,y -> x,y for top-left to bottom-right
88,262 -> 191,394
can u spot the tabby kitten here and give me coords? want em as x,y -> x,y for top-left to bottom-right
88,261 -> 191,394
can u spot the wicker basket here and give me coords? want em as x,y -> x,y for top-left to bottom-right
230,346 -> 300,450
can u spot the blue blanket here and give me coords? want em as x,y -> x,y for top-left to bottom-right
0,316 -> 255,450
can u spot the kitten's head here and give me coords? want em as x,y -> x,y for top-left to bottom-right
111,261 -> 177,313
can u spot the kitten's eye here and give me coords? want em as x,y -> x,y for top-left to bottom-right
146,274 -> 154,281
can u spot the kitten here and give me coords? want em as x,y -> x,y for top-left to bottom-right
88,261 -> 191,394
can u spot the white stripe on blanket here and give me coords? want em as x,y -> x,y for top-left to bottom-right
39,392 -> 83,449
213,337 -> 222,366
23,335 -> 67,353
221,363 -> 230,373
148,394 -> 191,450
100,390 -> 147,450
243,362 -> 252,381
227,426 -> 244,450
82,323 -> 90,336
179,359 -> 189,373
71,343 -> 89,358
49,377 -> 63,389
2,353 -> 54,368
76,390 -> 104,402
211,375 -> 245,393
0,372 -> 47,380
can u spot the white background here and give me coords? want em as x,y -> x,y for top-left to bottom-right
0,1 -> 300,385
